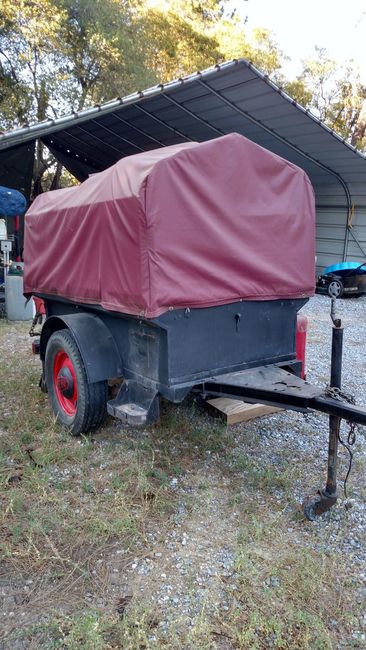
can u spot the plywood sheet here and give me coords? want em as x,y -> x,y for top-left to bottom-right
207,398 -> 282,425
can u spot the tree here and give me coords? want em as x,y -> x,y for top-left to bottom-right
0,0 -> 157,195
135,0 -> 223,82
138,0 -> 285,82
57,0 -> 156,109
282,47 -> 366,151
0,0 -> 71,194
0,0 -> 66,127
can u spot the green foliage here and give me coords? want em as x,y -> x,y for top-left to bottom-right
62,612 -> 106,649
138,1 -> 285,81
283,47 -> 366,151
0,0 -> 68,125
57,0 -> 156,108
137,6 -> 222,82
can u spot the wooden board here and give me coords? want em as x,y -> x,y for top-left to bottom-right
207,398 -> 282,425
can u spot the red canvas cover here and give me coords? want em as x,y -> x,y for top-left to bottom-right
24,133 -> 315,318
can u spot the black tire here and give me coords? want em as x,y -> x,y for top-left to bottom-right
45,329 -> 107,435
327,278 -> 344,299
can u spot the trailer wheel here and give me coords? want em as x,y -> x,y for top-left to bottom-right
45,329 -> 107,435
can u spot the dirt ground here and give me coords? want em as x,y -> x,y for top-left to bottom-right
0,294 -> 365,649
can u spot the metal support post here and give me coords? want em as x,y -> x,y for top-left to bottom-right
324,324 -> 343,497
303,299 -> 343,520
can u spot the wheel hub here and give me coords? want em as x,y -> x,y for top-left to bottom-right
53,350 -> 78,416
57,367 -> 74,399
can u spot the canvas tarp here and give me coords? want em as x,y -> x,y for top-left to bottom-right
24,133 -> 315,318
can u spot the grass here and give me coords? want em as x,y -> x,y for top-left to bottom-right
229,451 -> 294,492
0,320 -> 364,648
228,515 -> 348,649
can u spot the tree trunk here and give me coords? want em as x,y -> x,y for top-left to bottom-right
50,162 -> 63,190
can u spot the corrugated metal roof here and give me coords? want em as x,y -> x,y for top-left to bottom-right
1,59 -> 365,183
1,58 -> 366,262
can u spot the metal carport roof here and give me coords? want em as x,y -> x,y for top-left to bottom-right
1,58 -> 366,268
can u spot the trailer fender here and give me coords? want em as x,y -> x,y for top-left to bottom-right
40,313 -> 123,383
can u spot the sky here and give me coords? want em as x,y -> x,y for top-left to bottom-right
233,0 -> 366,82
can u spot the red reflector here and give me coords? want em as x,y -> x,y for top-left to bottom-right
296,315 -> 309,379
32,341 -> 40,355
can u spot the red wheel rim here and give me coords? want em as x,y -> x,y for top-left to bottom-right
53,350 -> 78,415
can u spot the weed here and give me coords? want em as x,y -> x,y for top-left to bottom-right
61,612 -> 106,650
111,473 -> 125,490
147,467 -> 169,487
82,481 -> 95,494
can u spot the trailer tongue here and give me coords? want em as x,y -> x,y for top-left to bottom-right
200,367 -> 366,426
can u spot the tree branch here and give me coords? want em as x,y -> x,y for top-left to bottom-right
0,48 -> 20,83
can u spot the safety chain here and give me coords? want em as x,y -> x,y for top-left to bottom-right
324,385 -> 356,405
29,311 -> 43,337
324,385 -> 357,500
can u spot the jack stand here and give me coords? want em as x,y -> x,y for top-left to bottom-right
303,298 -> 343,520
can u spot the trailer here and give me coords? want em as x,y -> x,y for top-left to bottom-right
23,133 -> 366,520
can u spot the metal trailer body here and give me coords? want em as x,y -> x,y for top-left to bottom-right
39,296 -> 306,419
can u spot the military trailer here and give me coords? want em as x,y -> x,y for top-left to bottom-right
24,133 -> 366,519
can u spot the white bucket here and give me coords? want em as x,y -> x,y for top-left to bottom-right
5,269 -> 33,321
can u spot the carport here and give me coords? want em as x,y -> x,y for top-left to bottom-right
1,58 -> 366,271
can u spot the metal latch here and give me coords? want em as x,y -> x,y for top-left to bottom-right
235,313 -> 241,332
